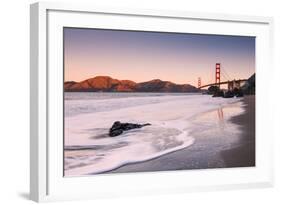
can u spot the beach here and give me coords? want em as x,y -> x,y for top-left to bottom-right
64,93 -> 255,176
107,95 -> 255,174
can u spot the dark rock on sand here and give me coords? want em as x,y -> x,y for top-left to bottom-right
208,85 -> 220,95
233,87 -> 244,97
223,88 -> 244,98
223,90 -> 235,98
212,90 -> 224,97
109,121 -> 151,137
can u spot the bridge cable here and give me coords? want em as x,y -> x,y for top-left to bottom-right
221,66 -> 232,80
221,72 -> 229,82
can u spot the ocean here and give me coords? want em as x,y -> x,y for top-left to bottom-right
64,92 -> 245,176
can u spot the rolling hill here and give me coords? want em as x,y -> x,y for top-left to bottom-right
64,76 -> 198,93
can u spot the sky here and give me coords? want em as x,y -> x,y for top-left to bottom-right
64,27 -> 255,87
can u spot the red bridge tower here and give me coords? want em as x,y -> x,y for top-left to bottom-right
215,63 -> 221,88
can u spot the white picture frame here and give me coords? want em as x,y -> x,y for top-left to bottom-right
30,2 -> 274,202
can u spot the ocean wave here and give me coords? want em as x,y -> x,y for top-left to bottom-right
64,123 -> 195,176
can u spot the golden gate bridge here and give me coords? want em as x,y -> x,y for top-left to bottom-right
197,63 -> 247,90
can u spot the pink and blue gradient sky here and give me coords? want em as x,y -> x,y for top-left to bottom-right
64,28 -> 255,87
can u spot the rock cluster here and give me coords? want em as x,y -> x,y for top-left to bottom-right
109,121 -> 151,137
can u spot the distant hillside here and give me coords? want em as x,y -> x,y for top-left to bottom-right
64,76 -> 199,93
135,79 -> 198,92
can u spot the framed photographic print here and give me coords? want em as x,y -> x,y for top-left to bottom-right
30,2 -> 274,202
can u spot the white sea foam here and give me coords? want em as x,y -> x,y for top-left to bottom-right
64,93 -> 244,176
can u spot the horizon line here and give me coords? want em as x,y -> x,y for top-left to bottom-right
64,73 -> 255,87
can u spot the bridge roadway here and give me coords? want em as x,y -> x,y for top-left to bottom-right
198,79 -> 247,89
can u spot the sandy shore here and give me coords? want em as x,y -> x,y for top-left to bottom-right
105,95 -> 255,174
221,95 -> 255,167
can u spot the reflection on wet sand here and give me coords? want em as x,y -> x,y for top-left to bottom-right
217,107 -> 225,130
190,102 -> 244,142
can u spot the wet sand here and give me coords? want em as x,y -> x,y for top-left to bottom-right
105,95 -> 255,174
221,95 -> 255,167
